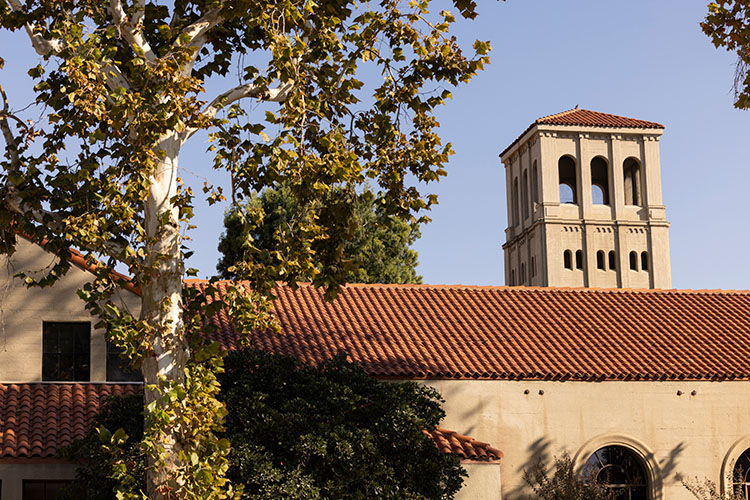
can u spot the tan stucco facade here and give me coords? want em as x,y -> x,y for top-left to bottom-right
0,237 -> 140,382
426,379 -> 750,500
0,462 -> 79,498
501,123 -> 671,289
459,463 -> 503,500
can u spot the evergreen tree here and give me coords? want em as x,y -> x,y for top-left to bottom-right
217,185 -> 422,284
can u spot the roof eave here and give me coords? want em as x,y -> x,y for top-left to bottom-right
500,123 -> 665,164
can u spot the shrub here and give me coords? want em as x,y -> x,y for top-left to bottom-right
62,350 -> 465,500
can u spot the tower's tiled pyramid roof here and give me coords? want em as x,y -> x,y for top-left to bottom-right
536,108 -> 664,129
501,108 -> 664,157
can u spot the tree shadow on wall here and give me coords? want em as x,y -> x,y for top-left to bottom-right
504,439 -> 686,500
660,441 -> 687,484
503,436 -> 553,500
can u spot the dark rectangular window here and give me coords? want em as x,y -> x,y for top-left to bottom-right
107,341 -> 142,382
42,322 -> 90,381
23,480 -> 72,500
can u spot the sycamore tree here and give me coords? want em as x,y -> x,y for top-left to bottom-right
703,1 -> 750,108
217,185 -> 423,284
0,1 -> 488,499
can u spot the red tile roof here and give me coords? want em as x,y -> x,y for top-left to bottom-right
0,383 -> 141,458
500,108 -> 665,157
188,281 -> 750,381
0,383 -> 502,462
536,108 -> 664,129
426,427 -> 502,463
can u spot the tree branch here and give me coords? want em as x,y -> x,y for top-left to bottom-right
6,0 -> 64,56
170,5 -> 224,76
109,0 -> 157,64
103,64 -> 132,91
0,84 -> 23,171
182,81 -> 294,142
207,81 -> 294,119
175,6 -> 223,49
6,0 -> 131,92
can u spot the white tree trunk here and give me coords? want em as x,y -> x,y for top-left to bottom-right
140,132 -> 188,498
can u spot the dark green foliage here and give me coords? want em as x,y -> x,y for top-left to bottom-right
63,350 -> 465,500
217,185 -> 422,285
524,454 -> 614,500
222,349 -> 463,500
59,394 -> 146,500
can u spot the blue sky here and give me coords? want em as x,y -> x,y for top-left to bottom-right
1,1 -> 749,290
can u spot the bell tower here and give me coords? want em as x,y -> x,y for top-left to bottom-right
500,108 -> 671,289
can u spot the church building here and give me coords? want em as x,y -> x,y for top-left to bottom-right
1,109 -> 750,500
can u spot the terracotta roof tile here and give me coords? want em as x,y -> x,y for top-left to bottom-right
500,108 -> 664,157
535,108 -> 664,129
186,281 -> 750,381
0,383 -> 141,458
0,382 -> 502,463
426,427 -> 503,462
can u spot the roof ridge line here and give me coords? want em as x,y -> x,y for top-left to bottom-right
535,107 -> 578,122
185,280 -> 750,295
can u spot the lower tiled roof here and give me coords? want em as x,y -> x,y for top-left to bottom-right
0,383 -> 502,462
0,383 -> 141,458
427,427 -> 502,463
188,281 -> 750,381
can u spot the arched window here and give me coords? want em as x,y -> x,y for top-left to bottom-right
609,251 -> 617,271
576,250 -> 584,270
564,250 -> 572,270
733,449 -> 750,499
623,158 -> 642,206
629,251 -> 638,271
597,250 -> 605,270
521,263 -> 526,285
581,446 -> 648,500
641,252 -> 649,271
532,161 -> 539,205
591,156 -> 610,205
531,256 -> 536,278
512,177 -> 520,226
510,269 -> 515,286
558,156 -> 578,204
522,170 -> 530,219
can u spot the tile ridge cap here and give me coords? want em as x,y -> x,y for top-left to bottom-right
537,108 -> 665,128
188,281 -> 750,295
536,107 -> 578,123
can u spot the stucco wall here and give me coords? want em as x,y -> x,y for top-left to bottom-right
426,379 -> 750,500
0,238 -> 140,382
458,463 -> 502,500
0,462 -> 78,498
